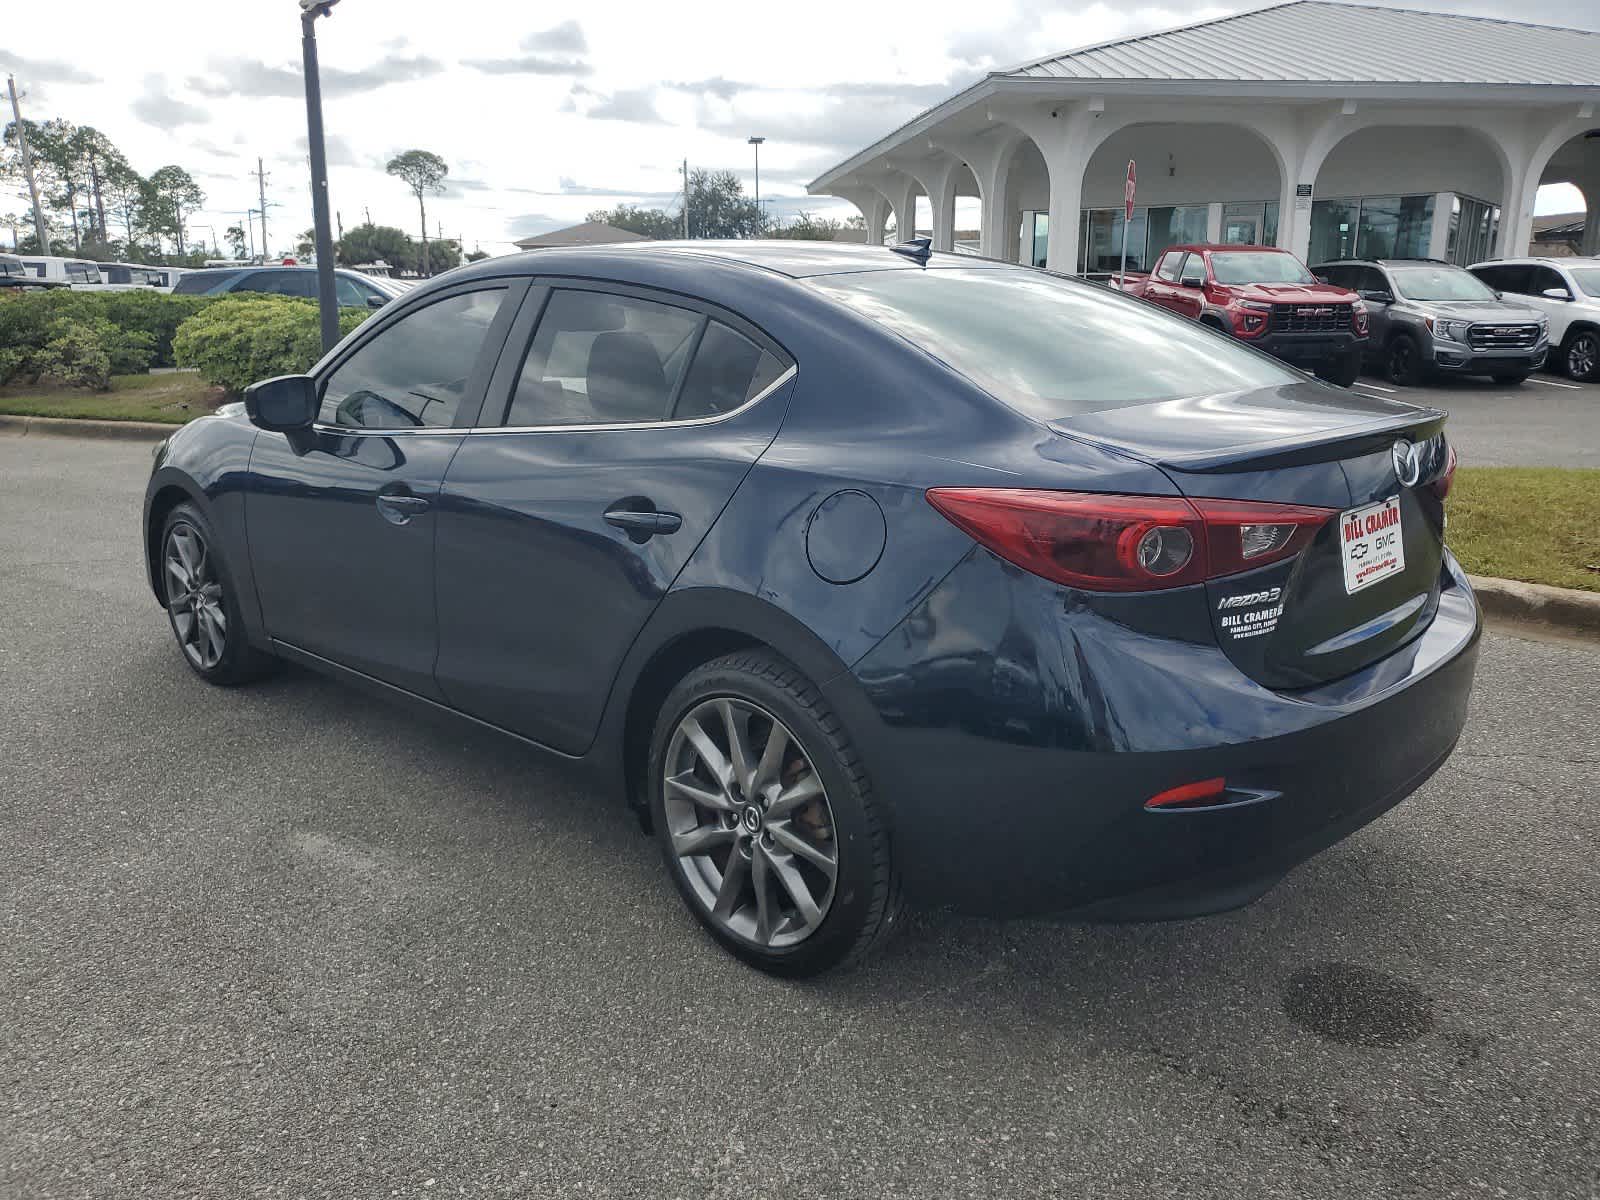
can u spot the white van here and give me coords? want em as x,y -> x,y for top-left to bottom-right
144,266 -> 187,293
93,263 -> 164,291
17,255 -> 105,288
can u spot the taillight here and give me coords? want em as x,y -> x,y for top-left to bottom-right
1430,442 -> 1458,500
925,488 -> 1335,593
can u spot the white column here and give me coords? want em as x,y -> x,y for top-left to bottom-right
866,196 -> 888,246
1577,178 -> 1600,255
978,156 -> 1010,259
1427,192 -> 1454,261
1206,203 -> 1224,244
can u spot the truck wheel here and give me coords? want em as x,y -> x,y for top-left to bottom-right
1561,329 -> 1599,382
1315,348 -> 1362,387
1385,335 -> 1424,386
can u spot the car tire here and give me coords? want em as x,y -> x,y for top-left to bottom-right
159,502 -> 277,686
1490,372 -> 1529,386
1385,334 -> 1425,386
647,650 -> 900,977
1560,328 -> 1599,382
1315,347 -> 1362,387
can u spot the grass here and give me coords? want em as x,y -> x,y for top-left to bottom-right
0,372 -> 219,425
1449,467 -> 1600,593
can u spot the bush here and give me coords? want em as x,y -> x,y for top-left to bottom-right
34,319 -> 117,389
0,289 -> 196,384
173,295 -> 372,394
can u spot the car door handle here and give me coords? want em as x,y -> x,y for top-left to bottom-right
604,507 -> 682,538
376,493 -> 430,525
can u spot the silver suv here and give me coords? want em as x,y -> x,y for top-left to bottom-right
1315,258 -> 1548,386
1468,257 -> 1600,382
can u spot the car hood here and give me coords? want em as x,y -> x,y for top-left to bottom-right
1408,300 -> 1544,323
1225,282 -> 1358,303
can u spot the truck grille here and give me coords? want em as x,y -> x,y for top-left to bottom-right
1468,323 -> 1540,350
1269,303 -> 1350,333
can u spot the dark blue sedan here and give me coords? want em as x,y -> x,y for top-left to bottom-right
142,241 -> 1480,976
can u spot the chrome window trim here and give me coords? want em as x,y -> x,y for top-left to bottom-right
306,423 -> 467,437
465,362 -> 798,436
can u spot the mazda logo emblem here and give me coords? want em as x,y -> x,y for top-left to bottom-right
1392,439 -> 1423,487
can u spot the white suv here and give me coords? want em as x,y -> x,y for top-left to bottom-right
1468,257 -> 1600,381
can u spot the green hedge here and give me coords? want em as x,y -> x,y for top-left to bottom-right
0,290 -> 211,388
173,295 -> 372,395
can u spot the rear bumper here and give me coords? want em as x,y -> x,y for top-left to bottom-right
829,549 -> 1481,918
1250,330 -> 1364,365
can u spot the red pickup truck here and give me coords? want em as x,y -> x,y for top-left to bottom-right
1115,245 -> 1368,385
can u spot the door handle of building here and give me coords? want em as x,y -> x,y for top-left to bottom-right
376,493 -> 430,525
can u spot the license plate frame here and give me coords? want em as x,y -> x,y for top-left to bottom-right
1340,495 -> 1405,595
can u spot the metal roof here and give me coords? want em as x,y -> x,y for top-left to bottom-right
1004,1 -> 1600,87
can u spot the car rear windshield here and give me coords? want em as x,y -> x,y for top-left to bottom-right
1209,252 -> 1316,285
1389,266 -> 1496,302
808,267 -> 1299,420
171,270 -> 243,295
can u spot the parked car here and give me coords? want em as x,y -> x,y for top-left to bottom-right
1116,244 -> 1368,385
1315,258 -> 1548,385
1468,256 -> 1600,382
171,265 -> 406,308
145,266 -> 187,293
142,240 -> 1479,976
15,254 -> 108,288
0,252 -> 69,291
86,262 -> 163,291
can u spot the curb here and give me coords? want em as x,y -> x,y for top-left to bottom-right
1469,574 -> 1600,639
0,413 -> 177,443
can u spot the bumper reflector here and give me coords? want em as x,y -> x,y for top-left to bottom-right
1145,777 -> 1228,810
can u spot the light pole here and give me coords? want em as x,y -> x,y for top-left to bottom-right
300,0 -> 342,354
747,136 -> 765,234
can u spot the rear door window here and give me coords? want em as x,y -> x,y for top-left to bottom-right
673,322 -> 789,420
1472,264 -> 1530,295
1154,252 -> 1182,283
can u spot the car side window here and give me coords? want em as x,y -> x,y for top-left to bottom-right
1361,267 -> 1391,295
1178,255 -> 1206,287
1529,266 -> 1568,297
1476,264 -> 1528,295
319,288 -> 506,429
673,321 -> 790,420
503,289 -> 703,427
1153,252 -> 1181,283
335,275 -> 365,307
1317,265 -> 1348,288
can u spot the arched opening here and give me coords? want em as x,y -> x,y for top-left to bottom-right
1311,126 -> 1506,265
1078,122 -> 1284,276
994,136 -> 1048,264
1536,130 -> 1600,257
951,161 -> 981,254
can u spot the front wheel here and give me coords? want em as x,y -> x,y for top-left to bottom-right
1561,329 -> 1599,382
1385,335 -> 1425,386
1315,347 -> 1362,387
648,651 -> 899,976
159,502 -> 276,686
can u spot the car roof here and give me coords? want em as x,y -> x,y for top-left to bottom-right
449,239 -> 1024,282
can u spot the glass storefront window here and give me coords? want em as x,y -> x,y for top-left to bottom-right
1264,202 -> 1279,248
1082,208 -> 1150,274
1357,195 -> 1435,259
1146,206 -> 1209,264
1446,195 -> 1500,266
1309,200 -> 1360,263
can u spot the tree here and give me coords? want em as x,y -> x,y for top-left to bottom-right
337,222 -> 413,269
464,249 -> 489,262
224,223 -> 248,259
385,149 -> 448,275
769,212 -> 841,241
294,227 -> 316,259
588,169 -> 764,241
102,161 -> 148,248
147,166 -> 205,255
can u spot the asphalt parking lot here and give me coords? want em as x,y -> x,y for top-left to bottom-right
3,433 -> 1598,1199
1347,369 -> 1600,468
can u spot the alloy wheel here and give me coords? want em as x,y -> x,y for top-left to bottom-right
164,522 -> 227,670
1568,333 -> 1597,380
662,697 -> 838,948
1388,340 -> 1415,383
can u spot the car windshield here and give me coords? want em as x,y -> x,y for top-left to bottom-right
808,267 -> 1300,420
1566,267 -> 1600,297
1390,266 -> 1497,302
1209,252 -> 1316,285
0,257 -> 23,278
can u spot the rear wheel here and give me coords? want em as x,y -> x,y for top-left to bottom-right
1315,347 -> 1362,387
1561,329 -> 1599,382
1385,334 -> 1424,386
648,650 -> 899,976
160,503 -> 276,686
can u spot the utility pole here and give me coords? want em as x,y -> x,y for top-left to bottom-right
252,157 -> 271,261
300,0 -> 342,353
6,75 -> 50,254
748,136 -> 765,234
682,158 -> 690,239
363,204 -> 372,226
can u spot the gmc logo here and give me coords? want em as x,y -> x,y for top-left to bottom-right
1297,307 -> 1332,316
1493,327 -> 1520,335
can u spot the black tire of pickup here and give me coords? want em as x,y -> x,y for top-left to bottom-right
1315,346 -> 1362,388
1385,334 -> 1425,386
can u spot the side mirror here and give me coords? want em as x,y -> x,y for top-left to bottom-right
244,374 -> 318,432
1542,286 -> 1573,301
366,294 -> 388,309
1359,288 -> 1394,304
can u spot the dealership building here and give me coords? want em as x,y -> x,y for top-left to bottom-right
807,1 -> 1600,273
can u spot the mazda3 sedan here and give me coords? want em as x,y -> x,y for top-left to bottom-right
143,241 -> 1481,976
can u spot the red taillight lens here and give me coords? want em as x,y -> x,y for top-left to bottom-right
1431,442 -> 1458,500
1146,777 -> 1228,809
925,489 -> 1335,593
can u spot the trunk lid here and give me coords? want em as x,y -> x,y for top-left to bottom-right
1051,382 -> 1451,688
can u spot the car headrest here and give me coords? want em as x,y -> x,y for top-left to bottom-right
586,331 -> 668,422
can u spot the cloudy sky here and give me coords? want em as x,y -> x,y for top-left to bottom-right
3,0 -> 1596,256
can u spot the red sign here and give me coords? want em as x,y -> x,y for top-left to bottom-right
1124,160 -> 1137,220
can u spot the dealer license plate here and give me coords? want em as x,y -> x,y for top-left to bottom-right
1340,495 -> 1405,595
